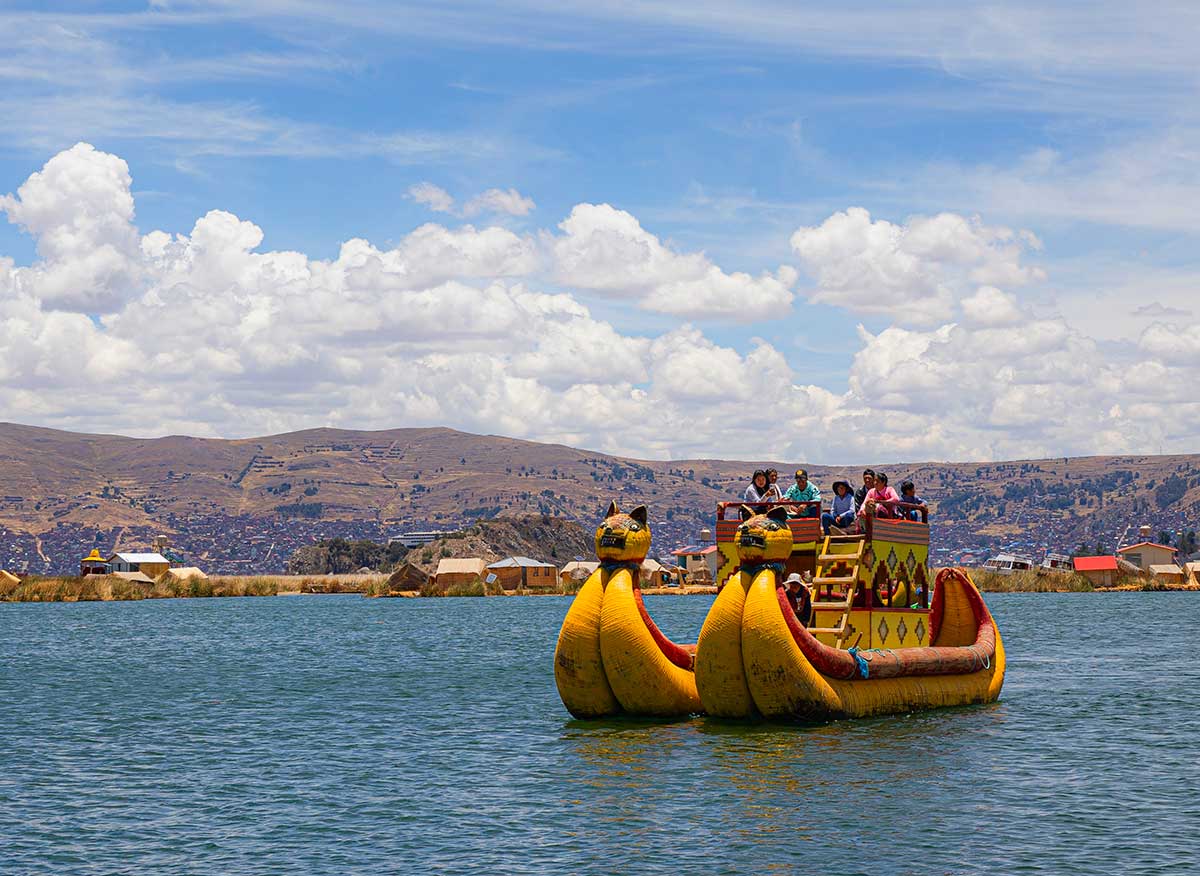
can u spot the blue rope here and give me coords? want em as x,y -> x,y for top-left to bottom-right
847,646 -> 871,679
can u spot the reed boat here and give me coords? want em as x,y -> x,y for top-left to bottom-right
554,502 -> 700,719
554,499 -> 1004,721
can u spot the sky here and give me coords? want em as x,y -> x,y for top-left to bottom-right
1,1 -> 1198,463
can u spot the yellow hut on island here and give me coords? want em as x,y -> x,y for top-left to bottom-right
80,549 -> 109,576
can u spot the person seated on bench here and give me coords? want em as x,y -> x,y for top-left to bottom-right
783,468 -> 821,517
743,469 -> 773,504
783,573 -> 812,627
899,480 -> 928,522
764,468 -> 784,501
858,472 -> 900,520
821,480 -> 857,534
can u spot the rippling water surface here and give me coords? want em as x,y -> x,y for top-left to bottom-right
3,592 -> 1198,874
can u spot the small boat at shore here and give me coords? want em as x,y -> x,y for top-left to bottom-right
554,499 -> 1004,722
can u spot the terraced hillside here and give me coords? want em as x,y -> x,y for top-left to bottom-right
1,422 -> 1197,574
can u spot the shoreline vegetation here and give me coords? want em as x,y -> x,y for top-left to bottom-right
1,568 -> 1195,603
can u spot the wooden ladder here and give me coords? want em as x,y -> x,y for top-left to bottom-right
808,533 -> 865,649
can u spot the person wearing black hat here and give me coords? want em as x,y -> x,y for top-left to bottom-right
822,479 -> 858,534
782,468 -> 821,517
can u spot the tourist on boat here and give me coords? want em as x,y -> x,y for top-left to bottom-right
821,480 -> 858,534
858,472 -> 901,519
743,470 -> 773,504
854,469 -> 876,509
899,480 -> 928,522
782,468 -> 821,516
764,468 -> 785,501
783,573 -> 812,627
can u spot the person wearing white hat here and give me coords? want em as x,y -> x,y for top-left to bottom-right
783,572 -> 812,627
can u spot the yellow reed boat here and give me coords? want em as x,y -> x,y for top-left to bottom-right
554,499 -> 1004,721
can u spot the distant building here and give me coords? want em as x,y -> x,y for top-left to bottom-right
1149,564 -> 1185,584
158,567 -> 208,584
1073,555 -> 1118,587
671,544 -> 720,581
107,552 -> 170,578
1116,542 -> 1176,571
385,562 -> 431,592
80,549 -> 110,576
112,570 -> 155,585
389,531 -> 449,548
639,557 -> 673,587
487,556 -> 557,590
559,561 -> 599,587
434,557 -> 486,589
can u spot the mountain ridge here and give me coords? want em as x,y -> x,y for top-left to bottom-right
1,422 -> 1197,574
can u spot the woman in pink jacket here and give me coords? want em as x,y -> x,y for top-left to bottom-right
857,471 -> 901,519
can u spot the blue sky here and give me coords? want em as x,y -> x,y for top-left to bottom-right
1,2 -> 1198,461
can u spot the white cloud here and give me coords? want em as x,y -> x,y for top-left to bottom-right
790,207 -> 1044,326
3,143 -> 1200,462
0,143 -> 142,312
553,203 -> 795,321
408,184 -> 537,219
407,182 -> 455,213
960,286 -> 1025,328
463,188 -> 536,217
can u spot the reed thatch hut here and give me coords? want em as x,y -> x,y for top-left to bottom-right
385,562 -> 430,592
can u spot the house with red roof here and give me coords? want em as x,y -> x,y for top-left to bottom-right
1073,555 -> 1118,587
671,544 -> 719,582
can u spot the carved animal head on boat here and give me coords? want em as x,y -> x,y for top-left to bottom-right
595,501 -> 651,563
735,505 -> 793,564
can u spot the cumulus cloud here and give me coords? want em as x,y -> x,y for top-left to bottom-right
553,203 -> 795,321
2,143 -> 1199,461
790,208 -> 1044,326
0,143 -> 142,312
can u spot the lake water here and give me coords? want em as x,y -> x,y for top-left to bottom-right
3,592 -> 1198,875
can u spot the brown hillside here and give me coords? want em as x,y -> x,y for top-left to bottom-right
406,515 -> 594,573
1,421 -> 1197,574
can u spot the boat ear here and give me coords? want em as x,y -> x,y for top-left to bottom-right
605,500 -> 619,518
739,504 -> 756,521
629,505 -> 648,525
766,506 -> 790,525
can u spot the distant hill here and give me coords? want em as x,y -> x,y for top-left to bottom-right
1,421 -> 1197,574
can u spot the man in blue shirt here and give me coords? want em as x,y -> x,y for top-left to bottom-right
783,469 -> 821,517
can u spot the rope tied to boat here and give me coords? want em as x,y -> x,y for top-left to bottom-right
847,646 -> 871,679
846,647 -> 899,680
965,644 -> 991,671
